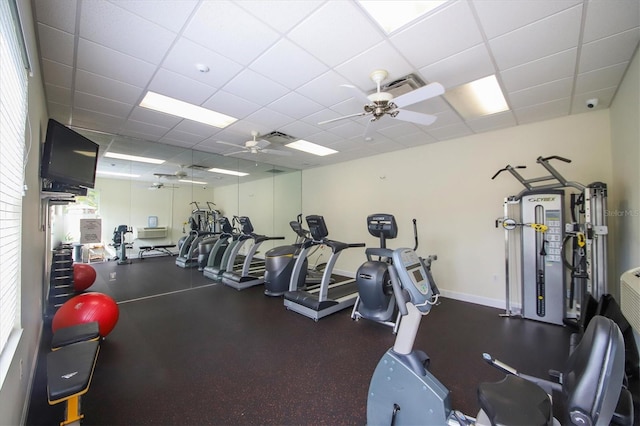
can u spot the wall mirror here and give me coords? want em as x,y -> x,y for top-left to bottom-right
50,129 -> 302,289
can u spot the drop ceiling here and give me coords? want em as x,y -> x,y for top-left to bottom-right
31,0 -> 639,185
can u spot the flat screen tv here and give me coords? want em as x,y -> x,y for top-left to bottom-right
41,119 -> 99,189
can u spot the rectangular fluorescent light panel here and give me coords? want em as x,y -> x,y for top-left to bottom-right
207,168 -> 249,177
179,179 -> 207,185
444,75 -> 509,119
358,1 -> 448,34
96,171 -> 141,178
104,152 -> 165,164
285,140 -> 337,156
140,91 -> 238,128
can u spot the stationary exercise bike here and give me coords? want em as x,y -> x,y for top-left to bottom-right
367,247 -> 629,425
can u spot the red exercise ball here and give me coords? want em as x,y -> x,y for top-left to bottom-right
52,292 -> 119,337
73,263 -> 97,291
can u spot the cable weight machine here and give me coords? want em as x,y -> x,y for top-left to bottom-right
493,155 -> 608,325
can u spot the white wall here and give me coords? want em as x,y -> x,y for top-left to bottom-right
609,47 -> 640,289
0,1 -> 48,423
302,111 -> 613,307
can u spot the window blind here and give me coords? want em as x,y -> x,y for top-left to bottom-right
0,0 -> 28,354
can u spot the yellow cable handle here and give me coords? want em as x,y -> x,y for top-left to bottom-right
577,232 -> 586,247
527,223 -> 548,233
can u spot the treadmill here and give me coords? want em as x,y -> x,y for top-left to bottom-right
221,216 -> 284,290
203,217 -> 247,282
284,215 -> 365,321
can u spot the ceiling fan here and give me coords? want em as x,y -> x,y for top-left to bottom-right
216,131 -> 292,156
319,69 -> 445,127
153,165 -> 187,180
147,182 -> 178,190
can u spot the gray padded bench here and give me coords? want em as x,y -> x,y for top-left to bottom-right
51,322 -> 100,350
138,244 -> 176,259
47,340 -> 100,425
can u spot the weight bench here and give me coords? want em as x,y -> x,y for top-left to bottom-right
138,244 -> 176,259
51,322 -> 100,350
47,340 -> 100,425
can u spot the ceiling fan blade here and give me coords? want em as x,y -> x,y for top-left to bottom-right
318,111 -> 368,125
223,150 -> 248,156
392,109 -> 438,126
393,82 -> 445,108
340,84 -> 371,104
216,140 -> 242,148
261,148 -> 292,156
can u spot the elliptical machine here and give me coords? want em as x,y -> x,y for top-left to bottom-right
263,216 -> 326,297
112,224 -> 132,265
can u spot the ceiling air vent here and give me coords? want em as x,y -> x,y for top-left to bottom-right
380,73 -> 426,98
262,131 -> 297,145
265,169 -> 286,174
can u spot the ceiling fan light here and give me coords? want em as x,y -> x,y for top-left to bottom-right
140,91 -> 238,128
444,75 -> 509,119
104,152 -> 165,164
285,140 -> 338,156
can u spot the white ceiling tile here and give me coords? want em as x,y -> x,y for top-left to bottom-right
45,84 -> 71,106
278,120 -> 323,139
296,70 -> 355,107
223,69 -> 289,106
334,41 -> 413,90
36,24 -> 75,66
75,70 -> 144,105
128,106 -> 183,128
513,98 -> 571,124
583,0 -> 640,43
76,38 -> 156,87
306,131 -> 343,145
250,38 -> 328,90
33,0 -> 77,33
395,131 -> 438,147
426,122 -> 473,141
375,122 -> 423,139
162,38 -> 243,89
268,92 -> 324,120
80,0 -> 177,64
171,120 -> 220,138
236,0 -> 323,34
391,1 -> 483,69
465,110 -> 517,133
500,49 -> 577,93
47,102 -> 72,123
71,108 -> 127,131
574,62 -> 629,94
41,59 -> 73,88
328,121 -> 368,139
508,78 -> 573,109
202,90 -> 261,120
121,119 -> 171,140
244,108 -> 296,130
473,0 -> 581,39
183,0 -> 281,66
109,0 -> 199,33
419,43 -> 495,89
74,91 -> 133,118
579,29 -> 640,73
287,1 -> 384,67
490,5 -> 582,70
148,68 -> 216,105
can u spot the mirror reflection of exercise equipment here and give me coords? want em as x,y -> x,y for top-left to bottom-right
493,155 -> 608,325
111,225 -> 132,265
176,202 -> 220,269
